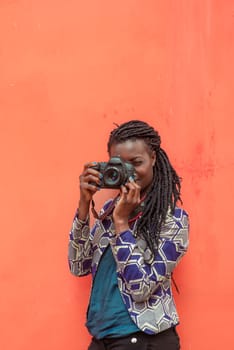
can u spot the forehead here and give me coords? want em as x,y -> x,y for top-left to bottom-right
110,139 -> 150,158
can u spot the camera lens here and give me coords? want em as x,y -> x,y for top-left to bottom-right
103,167 -> 121,187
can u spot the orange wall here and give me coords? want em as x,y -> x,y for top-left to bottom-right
1,1 -> 233,349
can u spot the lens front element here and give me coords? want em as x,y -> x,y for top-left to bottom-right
103,167 -> 121,187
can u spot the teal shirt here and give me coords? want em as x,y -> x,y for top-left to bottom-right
86,245 -> 139,339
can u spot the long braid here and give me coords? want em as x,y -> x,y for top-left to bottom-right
107,120 -> 182,253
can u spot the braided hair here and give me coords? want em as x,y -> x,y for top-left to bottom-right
107,120 -> 182,253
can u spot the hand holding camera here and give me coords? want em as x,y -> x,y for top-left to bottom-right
78,156 -> 139,224
78,161 -> 101,210
91,156 -> 141,233
80,156 -> 135,195
112,175 -> 142,233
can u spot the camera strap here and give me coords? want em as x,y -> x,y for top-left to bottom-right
91,195 -> 120,221
91,194 -> 146,224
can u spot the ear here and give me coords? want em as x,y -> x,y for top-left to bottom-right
151,150 -> 156,166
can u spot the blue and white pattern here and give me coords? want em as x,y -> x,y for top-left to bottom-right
68,199 -> 189,334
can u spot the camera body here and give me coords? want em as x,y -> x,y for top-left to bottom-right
91,156 -> 135,189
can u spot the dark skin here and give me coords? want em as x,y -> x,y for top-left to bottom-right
78,139 -> 156,234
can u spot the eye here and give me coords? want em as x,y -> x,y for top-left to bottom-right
133,161 -> 142,166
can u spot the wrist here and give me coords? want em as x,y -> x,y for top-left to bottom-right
78,199 -> 90,221
113,217 -> 129,234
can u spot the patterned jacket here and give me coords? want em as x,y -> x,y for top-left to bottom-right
68,199 -> 189,335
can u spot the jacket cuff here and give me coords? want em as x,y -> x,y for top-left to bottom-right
70,210 -> 90,240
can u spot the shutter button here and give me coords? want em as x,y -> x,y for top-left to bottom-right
131,337 -> 137,343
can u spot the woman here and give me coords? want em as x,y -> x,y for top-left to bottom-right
68,120 -> 189,349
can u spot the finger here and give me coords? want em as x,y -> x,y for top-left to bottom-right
120,184 -> 128,195
81,167 -> 102,180
118,185 -> 129,203
125,182 -> 135,195
123,187 -> 138,207
130,180 -> 141,202
128,176 -> 141,192
125,181 -> 137,197
83,167 -> 101,179
83,161 -> 98,170
81,181 -> 99,193
125,181 -> 141,203
80,172 -> 102,188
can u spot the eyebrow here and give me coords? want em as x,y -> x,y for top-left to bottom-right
128,156 -> 143,161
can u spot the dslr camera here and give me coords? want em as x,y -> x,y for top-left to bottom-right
91,156 -> 135,189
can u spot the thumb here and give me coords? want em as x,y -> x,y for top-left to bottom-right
120,185 -> 128,195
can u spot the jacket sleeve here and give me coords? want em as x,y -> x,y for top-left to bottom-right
68,212 -> 92,276
67,199 -> 114,276
110,208 -> 189,302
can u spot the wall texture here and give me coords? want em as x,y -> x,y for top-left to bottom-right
0,1 -> 233,349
